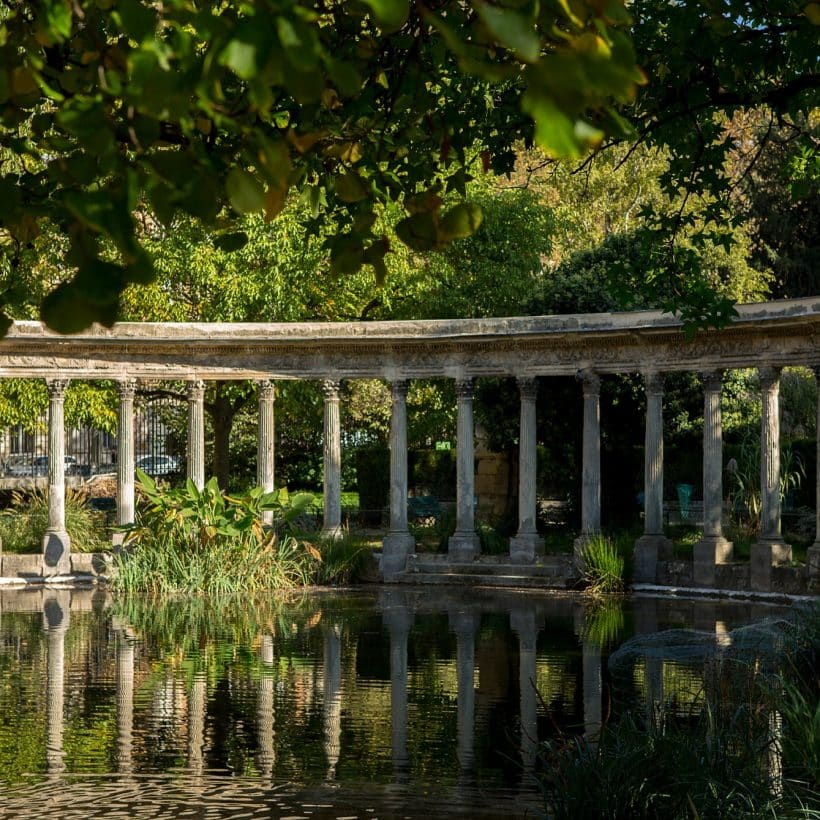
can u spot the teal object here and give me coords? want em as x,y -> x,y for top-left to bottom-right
677,483 -> 694,521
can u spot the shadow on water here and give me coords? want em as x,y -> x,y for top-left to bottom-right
0,586 -> 795,819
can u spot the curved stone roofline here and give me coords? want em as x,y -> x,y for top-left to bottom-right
0,297 -> 817,381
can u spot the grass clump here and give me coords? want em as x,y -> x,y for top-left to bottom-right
0,486 -> 109,553
581,535 -> 625,595
113,471 -> 321,595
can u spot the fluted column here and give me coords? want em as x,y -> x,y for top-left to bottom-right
450,612 -> 479,774
448,378 -> 480,559
44,594 -> 69,776
257,380 -> 276,527
510,378 -> 543,562
323,623 -> 342,780
511,609 -> 539,774
752,367 -> 790,591
693,371 -> 732,586
634,372 -> 672,582
384,605 -> 413,779
321,380 -> 343,539
574,370 -> 601,564
116,628 -> 135,774
808,366 -> 820,583
43,378 -> 71,575
115,379 -> 137,544
186,379 -> 206,490
257,634 -> 276,779
188,673 -> 206,776
383,380 -> 416,578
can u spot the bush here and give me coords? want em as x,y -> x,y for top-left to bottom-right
581,535 -> 625,595
0,486 -> 109,553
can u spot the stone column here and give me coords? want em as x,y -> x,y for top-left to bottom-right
808,366 -> 820,584
44,594 -> 69,776
451,611 -> 479,774
188,673 -> 206,776
115,379 -> 137,545
574,370 -> 601,563
43,378 -> 71,575
116,628 -> 135,774
321,380 -> 343,540
693,370 -> 732,586
257,634 -> 276,779
186,379 -> 206,490
752,367 -> 791,591
384,604 -> 413,779
511,609 -> 539,774
449,378 -> 480,559
634,372 -> 672,582
383,380 -> 416,578
510,378 -> 543,562
323,623 -> 342,780
257,380 -> 276,528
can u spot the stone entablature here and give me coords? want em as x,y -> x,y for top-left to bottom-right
0,297 -> 817,380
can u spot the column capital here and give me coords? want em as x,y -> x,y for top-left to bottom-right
576,369 -> 600,396
644,371 -> 664,397
117,379 -> 138,401
454,378 -> 474,400
258,379 -> 276,402
46,379 -> 69,400
702,369 -> 723,393
517,377 -> 537,401
391,380 -> 409,401
759,366 -> 782,392
322,379 -> 341,400
186,379 -> 206,401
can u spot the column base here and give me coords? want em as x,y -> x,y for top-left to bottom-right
633,534 -> 673,584
509,532 -> 543,563
448,531 -> 480,560
751,538 -> 792,592
382,532 -> 416,580
320,525 -> 344,541
807,544 -> 820,581
42,530 -> 71,576
692,536 -> 733,587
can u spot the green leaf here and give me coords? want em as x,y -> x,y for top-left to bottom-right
41,0 -> 72,41
522,92 -> 598,158
220,39 -> 258,80
226,169 -> 266,214
361,0 -> 409,31
440,203 -> 483,241
475,2 -> 540,63
116,0 -> 156,42
396,211 -> 439,251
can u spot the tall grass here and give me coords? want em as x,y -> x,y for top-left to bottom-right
582,535 -> 625,594
0,486 -> 109,553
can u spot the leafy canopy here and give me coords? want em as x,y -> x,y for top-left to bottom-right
0,0 -> 643,333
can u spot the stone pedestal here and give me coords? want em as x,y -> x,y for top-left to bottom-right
694,371 -> 732,586
634,373 -> 672,582
449,379 -> 480,559
510,378 -> 543,563
257,380 -> 276,528
43,379 -> 71,575
321,380 -> 343,540
114,379 -> 137,547
752,368 -> 790,591
383,380 -> 415,578
187,379 -> 206,490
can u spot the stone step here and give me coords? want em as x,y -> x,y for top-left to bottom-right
393,571 -> 574,589
409,559 -> 572,577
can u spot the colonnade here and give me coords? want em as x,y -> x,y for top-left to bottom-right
29,364 -> 820,591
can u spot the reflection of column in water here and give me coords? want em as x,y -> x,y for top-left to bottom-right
768,709 -> 783,797
450,612 -> 479,774
44,594 -> 69,777
116,629 -> 135,774
510,610 -> 539,775
187,674 -> 207,776
582,642 -> 602,743
257,634 -> 276,779
384,606 -> 413,779
323,624 -> 342,780
645,654 -> 664,719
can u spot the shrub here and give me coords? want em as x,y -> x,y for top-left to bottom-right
0,486 -> 109,553
581,535 -> 625,595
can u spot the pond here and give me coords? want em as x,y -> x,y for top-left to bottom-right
0,586 -> 794,819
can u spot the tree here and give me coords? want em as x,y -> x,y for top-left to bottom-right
0,0 -> 644,333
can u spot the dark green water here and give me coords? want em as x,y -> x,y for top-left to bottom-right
0,587 -> 791,819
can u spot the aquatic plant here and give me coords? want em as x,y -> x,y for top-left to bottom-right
0,486 -> 109,553
581,535 -> 625,595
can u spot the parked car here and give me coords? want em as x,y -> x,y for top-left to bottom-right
31,455 -> 83,476
135,455 -> 180,477
3,454 -> 35,477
